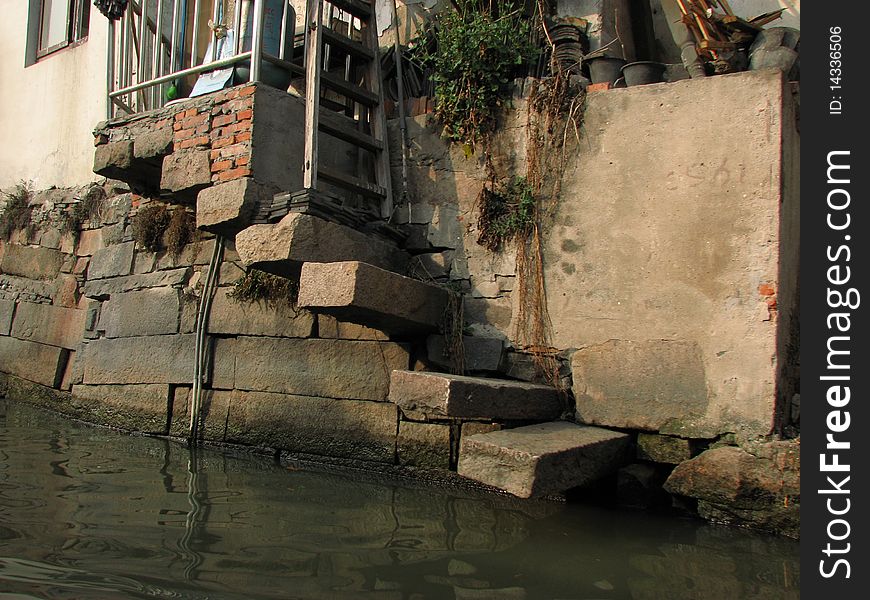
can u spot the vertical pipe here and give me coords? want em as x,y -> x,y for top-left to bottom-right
153,0 -> 166,107
279,0 -> 289,60
136,0 -> 148,110
208,0 -> 222,63
126,5 -> 135,105
170,0 -> 181,74
233,0 -> 244,55
107,19 -> 116,119
249,0 -> 265,81
191,0 -> 203,67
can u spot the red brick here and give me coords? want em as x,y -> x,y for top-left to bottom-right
154,118 -> 172,128
235,154 -> 250,166
235,131 -> 252,142
758,282 -> 776,297
587,82 -> 613,92
184,108 -> 198,118
228,121 -> 251,134
219,143 -> 249,158
210,150 -> 223,161
216,167 -> 252,182
213,114 -> 236,128
237,109 -> 253,121
174,112 -> 186,122
182,113 -> 208,129
210,159 -> 234,173
212,136 -> 235,149
176,136 -> 209,150
239,85 -> 256,97
173,121 -> 183,131
174,127 -> 196,141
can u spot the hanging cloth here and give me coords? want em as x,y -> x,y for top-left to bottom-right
94,0 -> 129,21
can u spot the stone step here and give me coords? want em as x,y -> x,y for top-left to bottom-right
388,370 -> 564,421
298,261 -> 449,335
235,213 -> 408,277
458,422 -> 631,498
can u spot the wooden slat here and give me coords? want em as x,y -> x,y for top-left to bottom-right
319,110 -> 383,152
303,0 -> 325,190
361,13 -> 393,217
320,70 -> 379,106
328,0 -> 372,19
322,27 -> 375,60
319,166 -> 386,199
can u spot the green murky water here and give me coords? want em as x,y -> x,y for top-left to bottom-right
0,399 -> 799,599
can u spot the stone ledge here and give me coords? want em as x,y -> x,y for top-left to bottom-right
388,370 -> 564,422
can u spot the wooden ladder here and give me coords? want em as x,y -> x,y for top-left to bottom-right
302,0 -> 393,218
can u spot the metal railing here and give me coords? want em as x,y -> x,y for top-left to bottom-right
106,0 -> 300,118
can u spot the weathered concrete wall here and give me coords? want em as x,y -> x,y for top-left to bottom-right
389,69 -> 799,440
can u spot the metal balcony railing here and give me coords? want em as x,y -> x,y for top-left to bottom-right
105,0 -> 301,118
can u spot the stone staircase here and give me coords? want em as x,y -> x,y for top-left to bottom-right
289,258 -> 632,498
388,370 -> 631,499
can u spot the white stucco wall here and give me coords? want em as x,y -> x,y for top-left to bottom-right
0,3 -> 109,191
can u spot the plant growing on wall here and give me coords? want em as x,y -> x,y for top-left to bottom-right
409,0 -> 538,149
59,185 -> 106,242
132,203 -> 171,253
165,207 -> 197,259
0,182 -> 35,242
228,269 -> 298,309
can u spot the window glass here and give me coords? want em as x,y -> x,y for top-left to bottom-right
39,0 -> 71,51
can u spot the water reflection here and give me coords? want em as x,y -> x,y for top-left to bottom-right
0,399 -> 799,599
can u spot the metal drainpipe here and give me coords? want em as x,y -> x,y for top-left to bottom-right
189,235 -> 225,443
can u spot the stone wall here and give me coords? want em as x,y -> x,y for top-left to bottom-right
389,69 -> 800,442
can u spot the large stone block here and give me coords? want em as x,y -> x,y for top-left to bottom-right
388,370 -> 563,421
79,334 -> 195,385
637,433 -> 699,465
71,384 -> 171,434
9,302 -> 86,349
161,149 -> 211,194
133,126 -> 173,159
75,229 -> 104,257
98,287 -> 180,338
209,288 -> 314,338
458,422 -> 632,498
0,299 -> 14,335
88,241 -> 135,280
397,421 -> 452,469
216,336 -> 409,401
0,245 -> 64,280
664,441 -> 800,537
93,140 -> 134,179
196,177 -> 277,236
572,339 -> 713,434
427,335 -> 504,373
317,315 -> 389,341
298,261 -> 448,335
82,267 -> 190,298
214,390 -> 398,462
0,336 -> 69,388
236,213 -> 409,276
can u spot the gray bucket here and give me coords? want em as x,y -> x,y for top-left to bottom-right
621,61 -> 666,86
586,56 -> 627,84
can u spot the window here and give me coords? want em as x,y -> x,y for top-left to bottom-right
26,0 -> 90,64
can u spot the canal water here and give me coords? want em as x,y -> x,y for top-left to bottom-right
0,399 -> 799,599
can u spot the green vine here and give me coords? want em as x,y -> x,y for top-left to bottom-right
476,175 -> 536,252
409,1 -> 538,149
